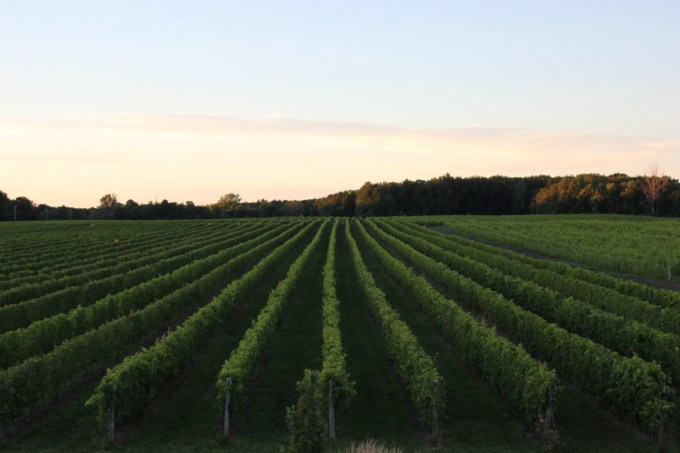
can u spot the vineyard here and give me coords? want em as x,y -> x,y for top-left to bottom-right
0,216 -> 678,452
426,214 -> 680,281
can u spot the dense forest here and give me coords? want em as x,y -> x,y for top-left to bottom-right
1,172 -> 679,220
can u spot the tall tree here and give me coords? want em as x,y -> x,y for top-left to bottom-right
0,191 -> 11,221
99,193 -> 118,209
642,166 -> 670,215
355,182 -> 380,216
14,196 -> 37,220
213,193 -> 242,217
99,193 -> 119,219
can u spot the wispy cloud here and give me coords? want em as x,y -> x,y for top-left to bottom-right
86,114 -> 678,177
0,153 -> 122,165
1,114 -> 678,207
5,113 -> 675,157
107,114 -> 680,154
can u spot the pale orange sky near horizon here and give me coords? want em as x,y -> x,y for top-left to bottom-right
1,114 -> 677,208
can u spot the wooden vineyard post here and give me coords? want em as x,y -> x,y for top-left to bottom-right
105,406 -> 115,443
540,383 -> 558,448
432,379 -> 441,448
658,385 -> 673,449
328,379 -> 336,442
222,377 -> 232,441
544,404 -> 554,435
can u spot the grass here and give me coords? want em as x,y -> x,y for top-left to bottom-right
342,438 -> 405,453
333,224 -> 424,450
351,221 -> 540,452
231,225 -> 328,446
354,221 -> 657,453
2,232 -> 311,453
0,218 -> 668,452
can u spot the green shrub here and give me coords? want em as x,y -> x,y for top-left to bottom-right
285,370 -> 325,453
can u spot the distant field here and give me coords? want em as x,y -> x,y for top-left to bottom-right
1,216 -> 678,452
420,214 -> 680,281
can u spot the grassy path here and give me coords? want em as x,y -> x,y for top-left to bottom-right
0,218 -> 661,453
352,223 -> 539,452
229,226 -> 328,450
333,223 -> 422,449
2,235 -> 310,453
120,230 -> 320,453
357,222 -> 656,453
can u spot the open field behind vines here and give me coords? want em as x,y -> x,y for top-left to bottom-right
1,216 -> 678,452
424,214 -> 680,281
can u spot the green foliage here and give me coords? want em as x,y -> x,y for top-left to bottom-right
284,218 -> 355,450
5,170 -> 680,220
99,193 -> 118,209
354,219 -> 556,424
0,221 -> 294,368
532,174 -> 645,214
380,218 -> 680,384
434,214 -> 680,280
216,220 -> 328,418
0,221 -> 308,427
320,219 -> 355,402
285,369 -> 326,453
345,219 -> 444,432
0,221 -> 281,332
363,219 -> 672,433
85,219 -> 319,427
1,217 -> 677,451
404,217 -> 680,309
212,193 -> 242,217
0,220 -> 264,312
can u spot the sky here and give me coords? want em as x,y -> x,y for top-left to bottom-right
1,1 -> 679,207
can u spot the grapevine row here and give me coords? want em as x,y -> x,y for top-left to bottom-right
0,221 -> 266,307
287,218 -> 355,444
402,220 -> 680,338
436,216 -> 678,280
0,220 -> 308,426
0,220 -> 283,332
86,219 -> 321,431
0,221 -> 204,278
0,221 -> 297,369
410,219 -> 680,311
362,219 -> 672,433
0,220 -> 238,290
352,219 -> 557,427
215,220 -> 328,435
377,219 -> 680,383
345,219 -> 444,434
320,219 -> 354,400
0,221 -> 171,262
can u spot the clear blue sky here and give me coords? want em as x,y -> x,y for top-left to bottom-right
1,1 -> 679,206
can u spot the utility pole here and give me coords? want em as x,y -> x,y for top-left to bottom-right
14,203 -> 17,222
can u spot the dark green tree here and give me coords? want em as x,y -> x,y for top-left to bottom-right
212,193 -> 241,217
0,191 -> 11,220
99,193 -> 119,219
14,196 -> 37,220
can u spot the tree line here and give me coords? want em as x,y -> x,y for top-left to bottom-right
1,171 -> 678,220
